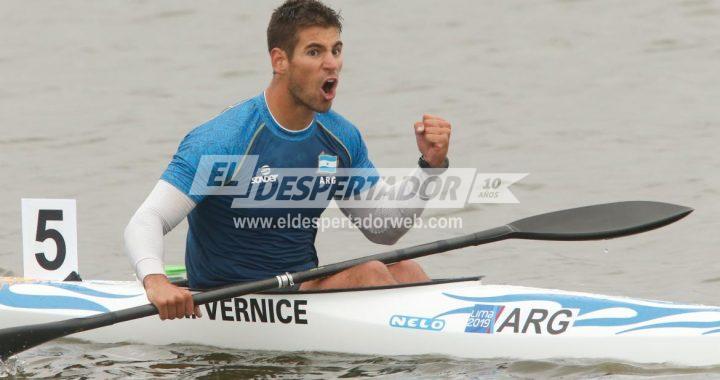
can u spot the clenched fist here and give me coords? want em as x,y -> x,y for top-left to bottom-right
414,114 -> 451,167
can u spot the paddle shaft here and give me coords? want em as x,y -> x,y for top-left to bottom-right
83,226 -> 514,323
194,226 -> 511,304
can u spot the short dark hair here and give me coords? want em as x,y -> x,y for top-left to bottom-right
267,0 -> 342,58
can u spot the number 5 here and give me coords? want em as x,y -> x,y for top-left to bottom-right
35,209 -> 66,270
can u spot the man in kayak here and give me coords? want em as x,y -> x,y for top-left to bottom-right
124,0 -> 452,320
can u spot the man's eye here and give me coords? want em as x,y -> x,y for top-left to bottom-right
308,49 -> 319,56
332,48 -> 341,56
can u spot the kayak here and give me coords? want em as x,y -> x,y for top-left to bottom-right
2,276 -> 719,366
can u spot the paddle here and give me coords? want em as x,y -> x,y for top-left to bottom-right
0,201 -> 692,360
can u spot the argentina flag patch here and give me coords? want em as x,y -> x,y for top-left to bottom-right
318,153 -> 337,174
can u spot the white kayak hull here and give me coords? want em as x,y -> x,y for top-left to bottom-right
2,277 -> 720,366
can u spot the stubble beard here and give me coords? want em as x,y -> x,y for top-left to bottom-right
288,75 -> 331,114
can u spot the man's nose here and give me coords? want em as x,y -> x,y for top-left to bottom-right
322,53 -> 340,71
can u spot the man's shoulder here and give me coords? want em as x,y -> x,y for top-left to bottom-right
315,109 -> 374,168
316,109 -> 363,144
183,96 -> 263,152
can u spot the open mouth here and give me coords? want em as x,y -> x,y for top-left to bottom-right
321,78 -> 337,99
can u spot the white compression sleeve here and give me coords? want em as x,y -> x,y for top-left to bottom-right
338,168 -> 430,245
123,180 -> 196,282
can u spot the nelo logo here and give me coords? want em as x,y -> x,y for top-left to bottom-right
389,315 -> 445,331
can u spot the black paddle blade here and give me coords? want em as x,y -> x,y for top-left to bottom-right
0,314 -> 107,360
508,201 -> 693,241
0,321 -> 72,360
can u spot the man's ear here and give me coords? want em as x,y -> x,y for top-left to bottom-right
270,47 -> 289,75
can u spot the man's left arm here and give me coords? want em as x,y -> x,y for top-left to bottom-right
339,114 -> 452,244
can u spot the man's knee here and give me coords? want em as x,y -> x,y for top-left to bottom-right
388,260 -> 429,283
391,260 -> 422,273
354,260 -> 391,276
302,260 -> 394,290
346,260 -> 395,286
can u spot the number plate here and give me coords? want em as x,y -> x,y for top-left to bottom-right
21,199 -> 79,280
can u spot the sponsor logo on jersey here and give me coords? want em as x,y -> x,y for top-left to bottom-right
259,165 -> 271,176
251,164 -> 278,184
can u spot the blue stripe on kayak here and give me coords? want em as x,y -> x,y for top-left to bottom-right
442,293 -> 718,329
431,306 -> 475,319
44,283 -> 142,299
619,321 -> 720,334
0,283 -> 109,313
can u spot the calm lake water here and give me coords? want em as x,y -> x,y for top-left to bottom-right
2,0 -> 720,378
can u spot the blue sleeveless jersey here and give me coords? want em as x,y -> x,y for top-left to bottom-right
161,93 -> 375,288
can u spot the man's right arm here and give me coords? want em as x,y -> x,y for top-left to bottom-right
123,179 -> 199,320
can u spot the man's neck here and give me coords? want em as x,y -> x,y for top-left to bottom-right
265,83 -> 314,131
